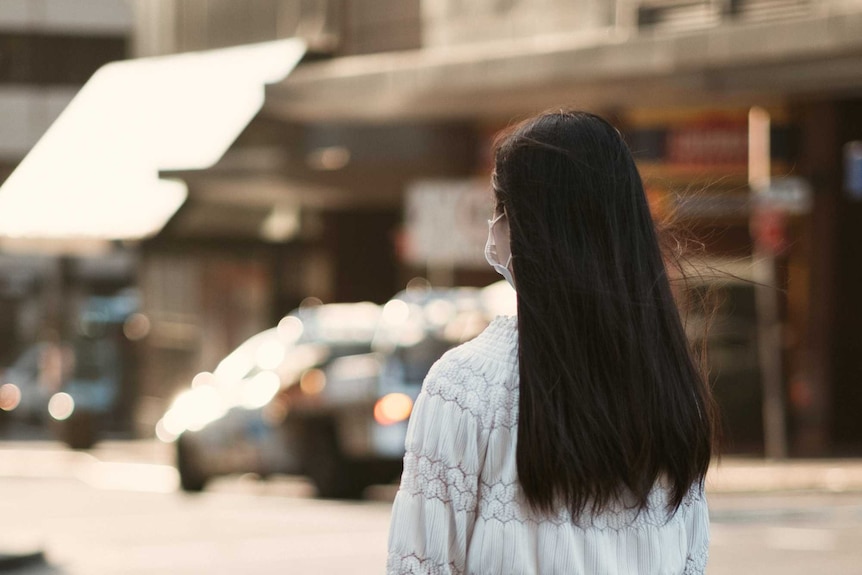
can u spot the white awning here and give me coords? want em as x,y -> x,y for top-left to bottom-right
0,39 -> 306,245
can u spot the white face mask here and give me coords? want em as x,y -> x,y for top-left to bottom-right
484,211 -> 515,289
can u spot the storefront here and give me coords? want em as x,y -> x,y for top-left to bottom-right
260,3 -> 862,456
10,0 -> 850,451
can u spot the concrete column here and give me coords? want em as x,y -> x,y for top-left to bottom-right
793,100 -> 840,455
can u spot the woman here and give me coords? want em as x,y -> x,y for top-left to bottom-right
387,111 -> 716,574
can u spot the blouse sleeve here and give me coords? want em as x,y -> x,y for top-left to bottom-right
683,484 -> 710,575
386,358 -> 488,575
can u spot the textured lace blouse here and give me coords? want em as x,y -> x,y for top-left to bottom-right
386,315 -> 710,575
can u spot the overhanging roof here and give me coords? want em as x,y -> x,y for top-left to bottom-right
0,39 -> 306,249
266,7 -> 862,122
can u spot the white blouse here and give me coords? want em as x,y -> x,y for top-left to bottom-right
386,315 -> 709,575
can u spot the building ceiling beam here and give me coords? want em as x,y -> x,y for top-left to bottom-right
266,7 -> 862,122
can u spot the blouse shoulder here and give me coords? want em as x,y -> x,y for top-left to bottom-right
419,315 -> 519,431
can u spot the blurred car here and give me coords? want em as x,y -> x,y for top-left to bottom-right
160,282 -> 516,498
56,293 -> 140,449
0,341 -> 69,425
158,301 -> 384,495
0,293 -> 139,449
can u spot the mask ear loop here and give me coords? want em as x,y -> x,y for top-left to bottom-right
496,209 -> 514,270
490,176 -> 514,275
503,206 -> 515,273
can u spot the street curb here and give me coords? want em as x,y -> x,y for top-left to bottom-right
367,459 -> 862,502
705,459 -> 862,494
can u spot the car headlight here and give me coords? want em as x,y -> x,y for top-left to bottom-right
156,386 -> 227,442
241,371 -> 280,409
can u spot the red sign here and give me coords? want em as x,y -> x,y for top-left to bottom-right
751,208 -> 788,256
667,119 -> 748,167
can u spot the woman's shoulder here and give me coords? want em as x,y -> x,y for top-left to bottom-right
419,315 -> 519,430
464,314 -> 519,365
430,315 -> 518,385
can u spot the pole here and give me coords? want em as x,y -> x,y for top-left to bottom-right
749,106 -> 788,459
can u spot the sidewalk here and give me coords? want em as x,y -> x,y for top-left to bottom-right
4,439 -> 862,496
367,457 -> 862,502
706,457 -> 862,494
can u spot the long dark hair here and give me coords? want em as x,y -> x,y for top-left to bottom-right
493,110 -> 716,519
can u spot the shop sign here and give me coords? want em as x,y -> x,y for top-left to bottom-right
751,208 -> 788,256
750,177 -> 811,256
666,119 -> 748,167
673,192 -> 750,219
755,177 -> 812,215
404,180 -> 491,268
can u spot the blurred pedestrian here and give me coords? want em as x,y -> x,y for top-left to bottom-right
387,111 -> 717,574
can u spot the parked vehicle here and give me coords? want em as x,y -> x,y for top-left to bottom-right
0,341 -> 71,426
159,302 -> 384,495
161,282 -> 516,498
0,293 -> 140,449
55,293 -> 140,449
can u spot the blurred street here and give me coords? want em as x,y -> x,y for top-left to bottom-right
2,440 -> 862,575
1,1 -> 862,573
0,440 -> 389,575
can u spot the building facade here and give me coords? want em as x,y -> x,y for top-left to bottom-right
129,0 -> 862,455
0,1 -> 134,410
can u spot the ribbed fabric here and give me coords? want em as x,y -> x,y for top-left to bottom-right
387,315 -> 710,575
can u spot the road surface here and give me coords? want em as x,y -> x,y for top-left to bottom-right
2,441 -> 861,574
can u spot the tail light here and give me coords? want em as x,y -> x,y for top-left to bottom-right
373,393 -> 413,426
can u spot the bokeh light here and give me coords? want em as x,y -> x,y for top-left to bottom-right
0,383 -> 22,411
255,339 -> 285,371
382,299 -> 410,325
241,371 -> 280,409
48,392 -> 75,421
373,393 -> 413,426
123,312 -> 151,340
191,371 -> 215,388
424,299 -> 455,326
277,315 -> 304,344
299,368 -> 327,395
